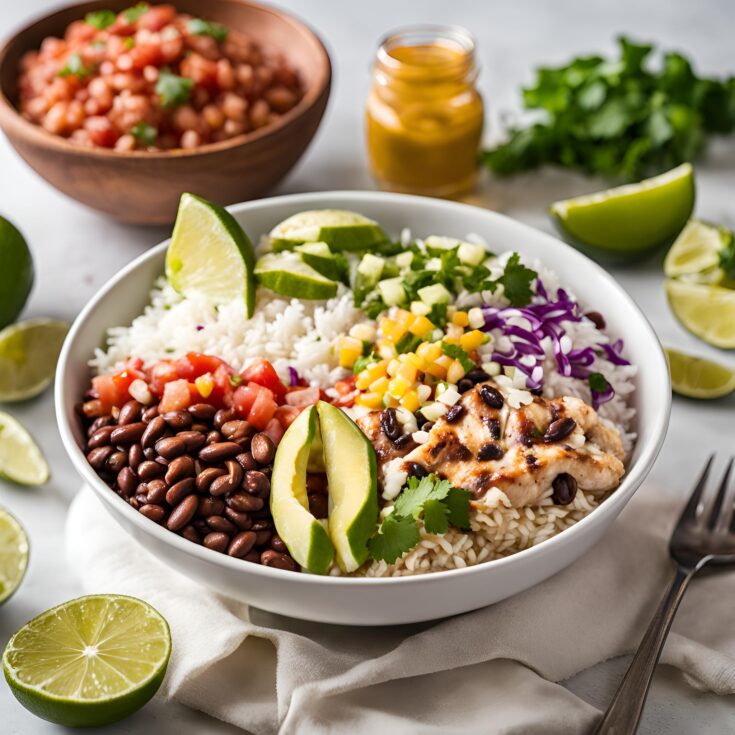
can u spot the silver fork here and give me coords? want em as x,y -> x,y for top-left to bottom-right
594,455 -> 735,735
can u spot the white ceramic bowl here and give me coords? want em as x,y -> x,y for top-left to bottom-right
56,191 -> 670,625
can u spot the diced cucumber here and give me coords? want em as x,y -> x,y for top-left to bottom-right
357,253 -> 385,281
458,241 -> 487,266
410,300 -> 431,316
425,258 -> 442,271
419,402 -> 448,422
418,283 -> 451,305
395,251 -> 413,269
377,277 -> 406,306
424,235 -> 459,252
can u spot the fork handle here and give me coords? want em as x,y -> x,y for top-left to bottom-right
593,566 -> 695,735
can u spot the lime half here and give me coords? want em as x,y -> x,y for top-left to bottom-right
3,594 -> 171,727
0,216 -> 34,330
0,411 -> 49,485
550,163 -> 695,260
166,193 -> 256,317
0,319 -> 69,402
270,210 -> 388,252
0,508 -> 29,605
666,349 -> 735,399
255,253 -> 338,300
664,220 -> 732,280
665,279 -> 735,349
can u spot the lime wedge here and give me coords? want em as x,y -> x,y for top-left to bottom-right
665,279 -> 735,348
665,348 -> 735,399
165,193 -> 256,317
0,411 -> 49,485
0,216 -> 34,330
664,220 -> 732,280
3,594 -> 171,727
254,253 -> 338,300
270,210 -> 388,252
550,163 -> 695,260
0,319 -> 69,402
0,507 -> 29,605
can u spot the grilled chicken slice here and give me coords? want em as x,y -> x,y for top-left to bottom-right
399,381 -> 625,507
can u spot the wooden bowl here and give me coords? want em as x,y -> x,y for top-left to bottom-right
0,0 -> 331,224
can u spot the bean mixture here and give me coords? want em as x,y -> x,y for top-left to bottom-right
18,3 -> 304,150
78,396 -> 328,570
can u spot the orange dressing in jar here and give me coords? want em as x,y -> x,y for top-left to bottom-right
366,26 -> 484,197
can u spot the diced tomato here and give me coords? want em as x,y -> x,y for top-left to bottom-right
174,352 -> 229,381
284,386 -> 320,407
247,387 -> 278,430
263,417 -> 285,445
240,358 -> 287,402
137,4 -> 176,31
274,405 -> 301,428
233,383 -> 259,417
331,377 -> 359,407
92,363 -> 147,412
159,379 -> 196,412
147,360 -> 179,397
208,364 -> 234,408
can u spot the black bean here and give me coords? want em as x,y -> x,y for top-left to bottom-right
236,452 -> 258,472
227,490 -> 264,513
221,420 -> 252,441
544,418 -> 577,443
88,426 -> 114,449
445,404 -> 465,423
484,417 -> 501,440
87,445 -> 114,470
203,532 -> 230,553
251,520 -> 273,546
477,443 -> 504,461
552,473 -> 577,505
479,385 -> 504,409
162,410 -> 193,431
82,399 -> 103,418
270,535 -> 287,553
155,436 -> 187,459
205,430 -> 222,445
308,492 -> 328,519
118,400 -> 142,425
243,470 -> 270,497
260,550 -> 298,571
197,497 -> 225,518
137,460 -> 166,481
207,515 -> 238,535
128,443 -> 144,471
199,441 -> 242,463
142,405 -> 160,422
106,450 -> 128,474
177,430 -> 206,452
189,403 -> 217,421
167,494 -> 199,531
146,479 -> 168,505
466,367 -> 490,384
421,421 -> 434,433
407,462 -> 428,479
210,473 -> 239,497
116,467 -> 138,497
110,422 -> 146,445
306,473 -> 328,494
243,550 -> 261,563
228,531 -> 257,558
139,504 -> 166,523
380,408 -> 400,442
224,507 -> 252,530
166,478 -> 196,506
182,525 -> 201,544
196,467 -> 226,492
214,408 -> 236,429
457,378 -> 474,394
165,455 -> 195,485
585,311 -> 606,330
251,432 -> 276,465
88,415 -> 114,435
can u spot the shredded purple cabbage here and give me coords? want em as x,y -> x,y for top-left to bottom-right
287,366 -> 300,387
480,279 -> 630,409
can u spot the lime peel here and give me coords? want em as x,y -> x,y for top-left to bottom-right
0,507 -> 29,605
0,411 -> 49,486
666,348 -> 735,400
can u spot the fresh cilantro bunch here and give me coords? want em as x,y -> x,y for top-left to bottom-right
482,36 -> 735,181
368,475 -> 471,564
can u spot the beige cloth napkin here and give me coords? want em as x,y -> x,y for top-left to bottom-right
66,483 -> 735,734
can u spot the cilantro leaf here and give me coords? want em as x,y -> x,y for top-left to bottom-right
444,487 -> 472,530
131,121 -> 157,146
156,71 -> 193,109
353,352 -> 377,375
122,3 -> 149,23
188,18 -> 229,43
589,372 -> 610,392
58,53 -> 90,79
395,332 -> 422,355
367,514 -> 420,564
394,474 -> 453,519
85,9 -> 117,29
422,498 -> 449,534
440,341 -> 475,372
496,253 -> 537,306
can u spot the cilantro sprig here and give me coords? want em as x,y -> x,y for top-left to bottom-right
156,71 -> 193,109
489,253 -> 537,306
187,18 -> 229,43
367,475 -> 471,563
58,53 -> 91,79
122,3 -> 149,23
482,36 -> 735,181
440,341 -> 475,372
85,9 -> 117,30
131,121 -> 157,146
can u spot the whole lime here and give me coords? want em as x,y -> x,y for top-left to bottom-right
0,216 -> 33,329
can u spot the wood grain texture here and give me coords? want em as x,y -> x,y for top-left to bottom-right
0,0 -> 331,224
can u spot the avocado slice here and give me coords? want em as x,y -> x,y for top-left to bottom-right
270,406 -> 334,574
317,401 -> 379,573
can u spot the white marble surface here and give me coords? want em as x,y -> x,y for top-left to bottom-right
1,0 -> 735,732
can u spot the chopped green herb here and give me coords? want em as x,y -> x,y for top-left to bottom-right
131,121 -> 157,146
187,18 -> 229,43
482,36 -> 735,181
422,498 -> 450,534
589,372 -> 610,393
58,53 -> 90,78
494,253 -> 537,306
156,71 -> 193,109
395,332 -> 422,355
123,36 -> 135,50
353,352 -> 377,375
440,341 -> 475,372
122,2 -> 149,23
367,514 -> 420,564
85,9 -> 117,30
443,486 -> 472,530
427,302 -> 448,327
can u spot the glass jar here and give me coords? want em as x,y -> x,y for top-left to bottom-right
365,26 -> 484,197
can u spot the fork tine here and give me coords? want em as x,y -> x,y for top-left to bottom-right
708,457 -> 735,530
677,454 -> 714,527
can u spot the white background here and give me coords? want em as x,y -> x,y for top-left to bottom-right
1,0 -> 735,732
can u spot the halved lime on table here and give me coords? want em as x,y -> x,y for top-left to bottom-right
549,163 -> 695,261
3,594 -> 171,727
664,220 -> 733,282
0,411 -> 49,485
0,319 -> 69,402
0,507 -> 29,605
255,253 -> 338,300
269,209 -> 388,252
166,193 -> 256,317
665,349 -> 735,399
665,279 -> 735,349
0,215 -> 34,330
